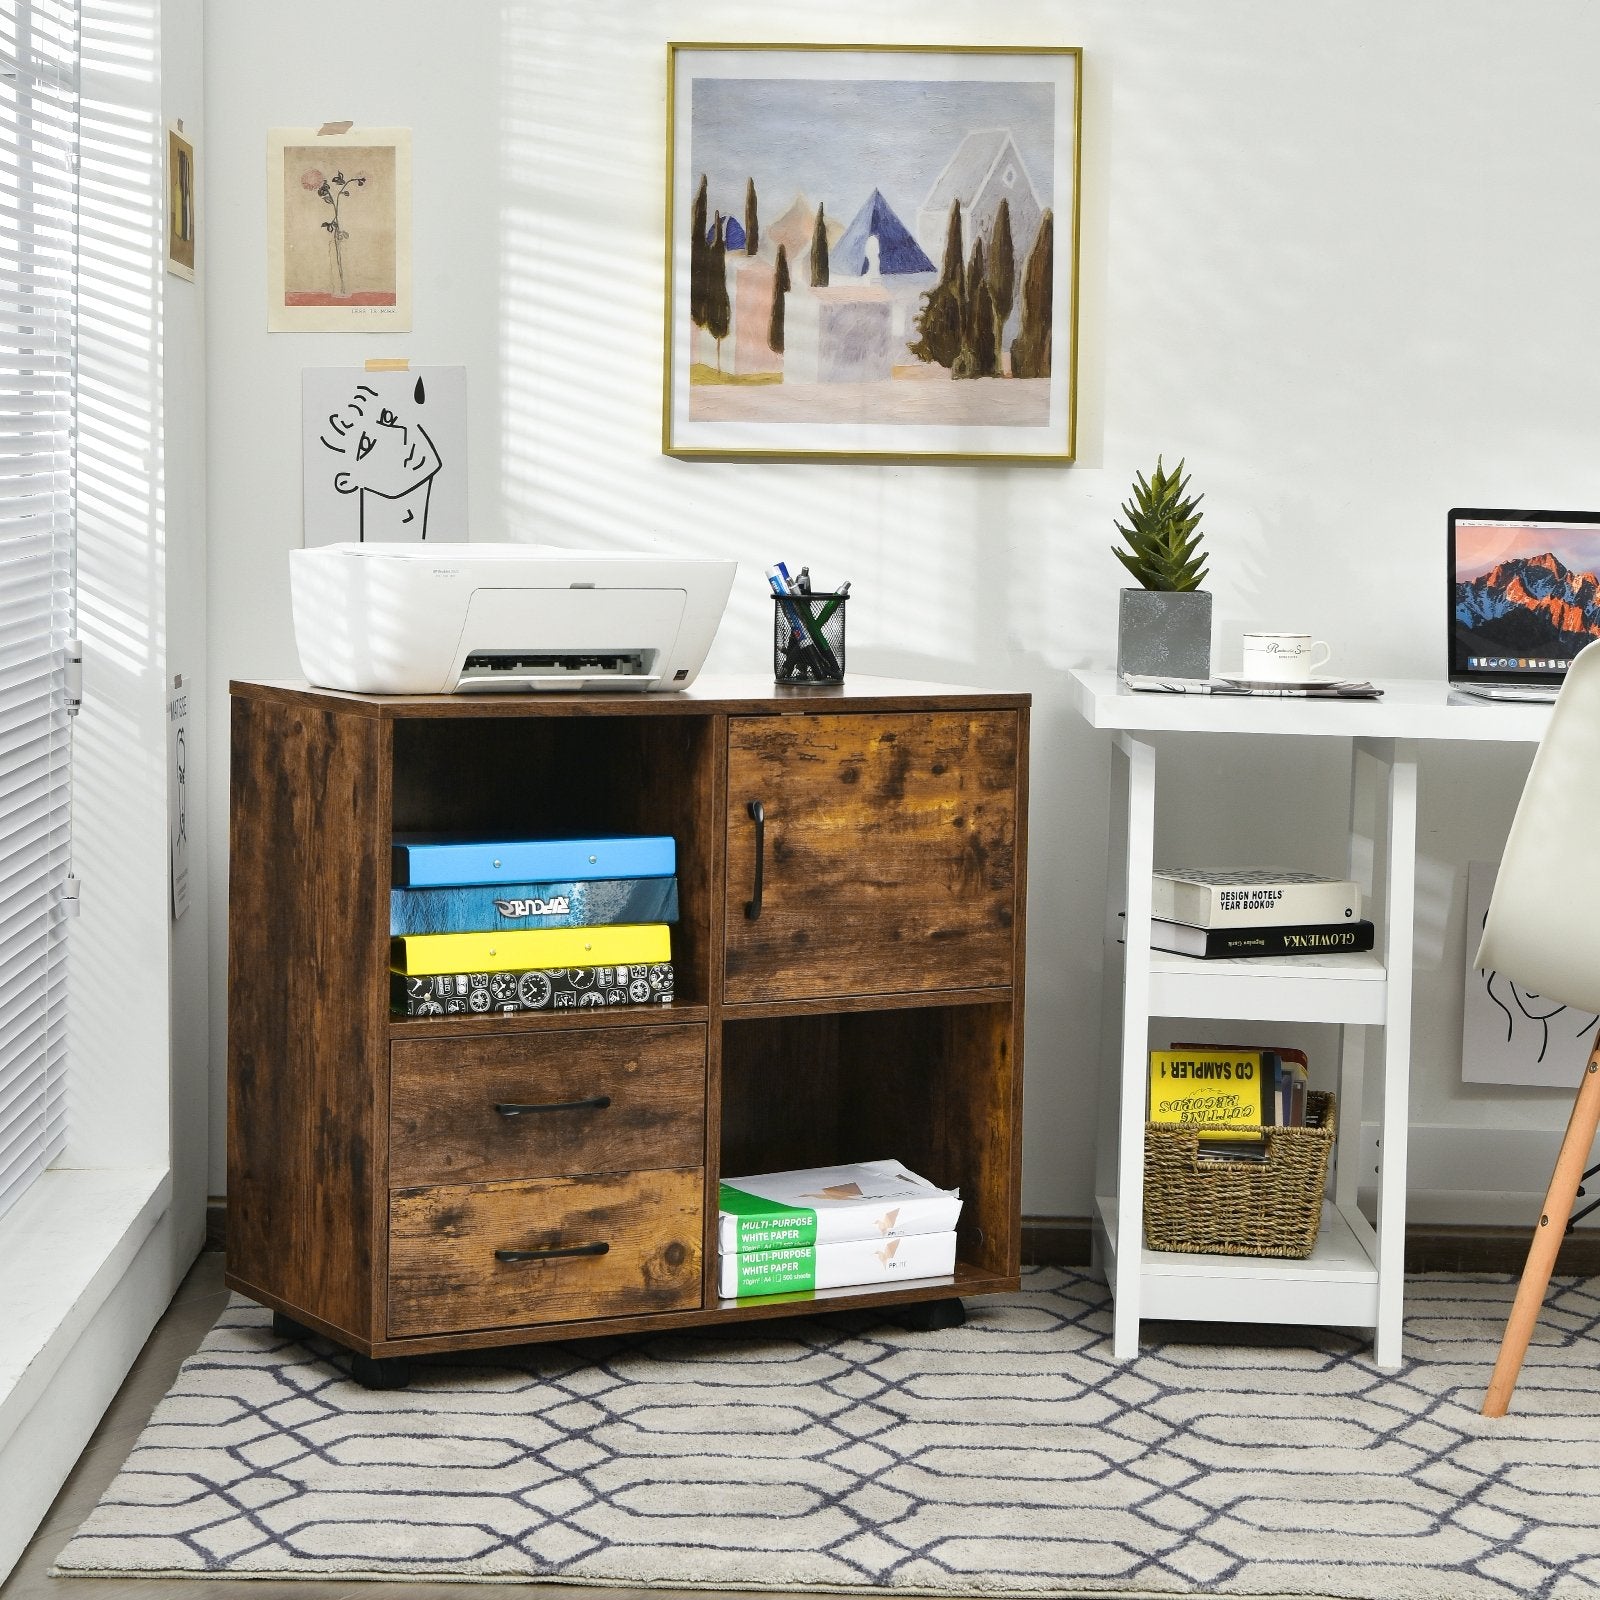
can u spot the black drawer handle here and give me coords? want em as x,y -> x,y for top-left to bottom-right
493,1095 -> 612,1117
495,1241 -> 610,1264
745,799 -> 765,920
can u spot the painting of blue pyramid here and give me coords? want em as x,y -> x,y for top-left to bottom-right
830,190 -> 935,278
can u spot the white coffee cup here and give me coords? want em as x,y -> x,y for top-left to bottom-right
1241,631 -> 1331,681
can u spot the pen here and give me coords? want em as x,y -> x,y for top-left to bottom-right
814,580 -> 850,629
774,561 -> 841,678
767,568 -> 829,678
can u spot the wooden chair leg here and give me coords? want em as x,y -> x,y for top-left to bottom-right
1482,1042 -> 1600,1416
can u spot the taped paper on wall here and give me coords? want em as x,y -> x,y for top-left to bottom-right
302,366 -> 466,546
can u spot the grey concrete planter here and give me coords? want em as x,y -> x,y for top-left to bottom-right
1116,588 -> 1213,680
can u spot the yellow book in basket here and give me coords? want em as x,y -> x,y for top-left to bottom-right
1147,1048 -> 1274,1143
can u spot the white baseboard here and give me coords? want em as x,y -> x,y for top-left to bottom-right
1357,1121 -> 1579,1228
0,1170 -> 173,1580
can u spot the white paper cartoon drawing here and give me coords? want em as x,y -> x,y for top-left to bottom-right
302,366 -> 466,545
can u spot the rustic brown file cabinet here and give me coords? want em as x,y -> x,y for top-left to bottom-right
227,675 -> 1029,1384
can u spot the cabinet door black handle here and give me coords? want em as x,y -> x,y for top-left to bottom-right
494,1241 -> 611,1264
493,1095 -> 611,1117
745,799 -> 765,920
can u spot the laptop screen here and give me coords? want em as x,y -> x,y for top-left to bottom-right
1449,507 -> 1600,685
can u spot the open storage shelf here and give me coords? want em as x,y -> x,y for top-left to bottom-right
721,1003 -> 1016,1285
1147,950 -> 1387,1026
392,713 -> 715,1010
1094,1196 -> 1380,1330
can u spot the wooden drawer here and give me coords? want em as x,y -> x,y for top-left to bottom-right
388,1166 -> 703,1337
389,1025 -> 706,1188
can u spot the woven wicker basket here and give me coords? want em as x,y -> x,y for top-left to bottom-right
1143,1091 -> 1337,1258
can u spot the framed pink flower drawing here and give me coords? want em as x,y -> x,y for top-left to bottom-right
267,126 -> 412,332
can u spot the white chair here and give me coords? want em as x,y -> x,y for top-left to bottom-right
1476,638 -> 1600,1416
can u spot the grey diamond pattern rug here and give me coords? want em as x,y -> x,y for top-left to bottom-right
52,1268 -> 1600,1597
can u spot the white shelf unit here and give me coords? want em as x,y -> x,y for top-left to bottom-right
1086,711 -> 1418,1369
1068,671 -> 1557,1368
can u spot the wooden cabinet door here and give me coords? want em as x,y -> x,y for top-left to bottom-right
724,711 -> 1020,1003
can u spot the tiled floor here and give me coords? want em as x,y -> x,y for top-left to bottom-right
1,1252 -> 729,1600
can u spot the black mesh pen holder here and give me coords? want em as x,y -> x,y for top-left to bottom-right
773,594 -> 847,683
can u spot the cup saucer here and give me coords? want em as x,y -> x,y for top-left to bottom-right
1219,671 -> 1343,689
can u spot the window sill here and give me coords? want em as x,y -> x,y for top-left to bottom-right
0,1166 -> 170,1452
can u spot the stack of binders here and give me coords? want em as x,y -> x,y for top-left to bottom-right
389,833 -> 678,1016
716,1159 -> 961,1299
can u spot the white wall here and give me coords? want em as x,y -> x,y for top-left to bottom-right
203,0 -> 1600,1221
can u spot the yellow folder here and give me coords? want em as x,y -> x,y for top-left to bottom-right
391,923 -> 672,976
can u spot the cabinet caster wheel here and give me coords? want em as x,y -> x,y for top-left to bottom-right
271,1311 -> 314,1342
349,1353 -> 412,1390
896,1296 -> 966,1332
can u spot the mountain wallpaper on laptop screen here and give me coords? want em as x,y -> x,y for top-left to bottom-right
1454,551 -> 1600,657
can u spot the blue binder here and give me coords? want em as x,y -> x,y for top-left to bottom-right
390,876 -> 680,934
391,834 -> 677,888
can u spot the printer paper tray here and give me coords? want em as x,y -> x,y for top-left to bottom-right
455,673 -> 662,693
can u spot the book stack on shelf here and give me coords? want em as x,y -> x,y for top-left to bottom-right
1144,1043 -> 1336,1257
389,833 -> 678,1016
716,1160 -> 961,1300
1147,867 -> 1373,959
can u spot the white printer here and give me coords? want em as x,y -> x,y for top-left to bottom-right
290,542 -> 737,694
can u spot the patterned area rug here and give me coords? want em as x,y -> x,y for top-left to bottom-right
53,1268 -> 1600,1597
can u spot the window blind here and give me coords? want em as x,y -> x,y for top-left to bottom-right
0,0 -> 78,1223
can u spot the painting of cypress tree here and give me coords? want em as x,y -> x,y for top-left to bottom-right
910,199 -> 966,369
809,202 -> 830,288
665,44 -> 1079,460
689,175 -> 710,333
953,237 -> 997,379
1010,208 -> 1054,380
988,198 -> 1016,371
706,214 -> 731,370
769,242 -> 790,353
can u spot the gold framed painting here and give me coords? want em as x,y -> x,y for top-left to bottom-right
266,126 -> 412,332
166,121 -> 195,281
662,42 -> 1081,464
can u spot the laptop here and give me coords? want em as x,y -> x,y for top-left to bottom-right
1449,507 -> 1600,703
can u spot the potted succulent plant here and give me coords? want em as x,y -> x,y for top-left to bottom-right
1112,455 -> 1213,679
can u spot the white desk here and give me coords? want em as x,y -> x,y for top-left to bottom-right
1068,672 -> 1550,1367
